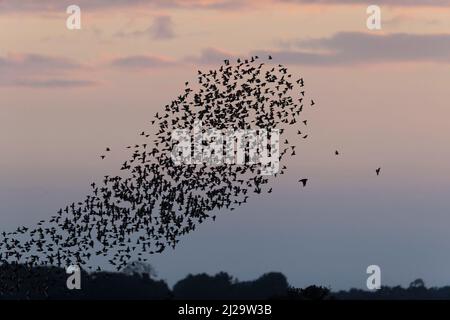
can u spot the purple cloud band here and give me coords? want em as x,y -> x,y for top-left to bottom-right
3,32 -> 450,88
1,0 -> 449,13
259,32 -> 450,66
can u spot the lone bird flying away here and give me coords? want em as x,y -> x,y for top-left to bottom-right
299,179 -> 308,187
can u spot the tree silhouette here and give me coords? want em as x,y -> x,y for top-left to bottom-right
122,261 -> 157,279
173,271 -> 288,299
281,285 -> 332,300
409,278 -> 426,289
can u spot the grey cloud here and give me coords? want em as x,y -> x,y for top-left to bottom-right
116,15 -> 176,40
278,0 -> 450,6
0,54 -> 81,73
108,48 -> 233,70
11,79 -> 97,88
184,48 -> 237,65
0,53 -> 92,88
112,32 -> 450,70
383,15 -> 440,27
254,32 -> 450,66
110,55 -> 178,68
151,16 -> 175,40
109,47 -> 236,70
1,0 -> 449,13
5,31 -> 449,87
0,0 -> 249,13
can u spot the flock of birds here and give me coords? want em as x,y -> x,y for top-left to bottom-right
0,55 -> 381,294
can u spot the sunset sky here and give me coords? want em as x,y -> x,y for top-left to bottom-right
2,0 -> 450,289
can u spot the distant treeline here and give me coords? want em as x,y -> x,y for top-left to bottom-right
0,264 -> 448,300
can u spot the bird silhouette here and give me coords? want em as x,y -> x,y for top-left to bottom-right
299,179 -> 308,187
